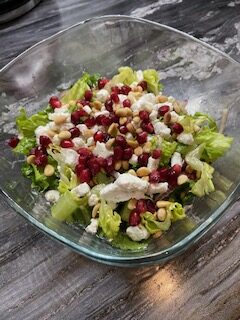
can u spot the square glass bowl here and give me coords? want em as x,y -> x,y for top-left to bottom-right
0,15 -> 240,266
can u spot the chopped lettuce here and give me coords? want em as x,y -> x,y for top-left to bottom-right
195,127 -> 233,162
179,115 -> 196,133
111,66 -> 137,85
191,163 -> 215,197
94,171 -> 113,184
13,137 -> 36,155
176,143 -> 195,156
112,232 -> 148,251
167,202 -> 186,222
52,190 -> 82,221
185,144 -> 205,172
141,212 -> 171,234
58,166 -> 78,194
98,200 -> 121,240
160,140 -> 177,166
143,69 -> 162,95
193,112 -> 217,130
119,201 -> 131,222
16,107 -> 51,138
61,72 -> 100,104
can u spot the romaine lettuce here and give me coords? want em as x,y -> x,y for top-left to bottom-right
141,212 -> 171,234
112,232 -> 148,251
160,140 -> 177,166
193,112 -> 217,130
98,199 -> 121,240
111,66 -> 137,85
13,137 -> 36,155
191,163 -> 215,197
167,202 -> 186,222
58,166 -> 78,194
143,69 -> 162,95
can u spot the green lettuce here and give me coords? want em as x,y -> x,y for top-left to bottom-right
185,144 -> 205,171
191,163 -> 215,197
58,166 -> 78,194
16,107 -> 51,138
193,112 -> 217,130
143,69 -> 162,95
112,232 -> 148,251
141,212 -> 171,234
195,127 -> 233,162
94,172 -> 113,185
111,66 -> 137,85
167,202 -> 186,222
179,115 -> 196,133
13,137 -> 36,155
98,200 -> 121,240
160,140 -> 177,166
61,72 -> 100,104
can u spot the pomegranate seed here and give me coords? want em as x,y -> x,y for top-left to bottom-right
136,131 -> 147,144
123,99 -> 131,108
101,116 -> 113,127
97,157 -> 107,168
77,99 -> 89,106
149,170 -> 161,183
75,164 -> 85,177
120,85 -> 131,95
138,80 -> 148,91
111,86 -> 120,94
182,161 -> 187,171
172,164 -> 182,175
146,199 -> 156,213
71,109 -> 87,125
104,156 -> 115,174
94,131 -> 105,143
29,147 -> 37,155
172,123 -> 184,134
166,170 -> 178,186
119,125 -> 128,134
152,149 -> 161,159
34,146 -> 46,157
39,135 -> 51,148
138,153 -> 149,167
84,90 -> 93,101
78,147 -> 92,158
129,210 -> 141,226
49,96 -> 61,109
7,136 -> 19,148
123,147 -> 133,160
158,167 -> 169,182
105,98 -> 113,112
158,105 -> 170,116
110,92 -> 119,103
139,110 -> 149,122
111,114 -> 119,124
79,168 -> 91,183
78,155 -> 87,166
89,157 -> 101,175
115,135 -> 127,148
145,122 -> 154,134
96,115 -> 104,125
113,146 -> 123,161
98,78 -> 109,89
136,199 -> 147,213
84,117 -> 96,128
34,154 -> 48,167
69,127 -> 80,138
60,139 -> 74,148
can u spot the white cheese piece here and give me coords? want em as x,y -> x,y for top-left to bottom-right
118,94 -> 128,103
86,137 -> 94,146
94,110 -> 110,117
59,122 -> 75,131
153,102 -> 173,112
47,121 -> 59,131
45,190 -> 60,203
52,134 -> 61,146
83,105 -> 92,114
96,89 -> 109,102
170,111 -> 180,123
76,124 -> 88,134
72,137 -> 85,148
152,121 -> 171,137
126,132 -> 133,140
126,225 -> 150,241
86,218 -> 99,235
71,183 -> 90,197
177,132 -> 194,145
171,152 -> 183,167
60,148 -> 79,168
147,182 -> 168,195
35,125 -> 50,144
100,173 -> 149,203
129,154 -> 138,165
149,110 -> 158,122
147,157 -> 159,171
131,93 -> 156,112
54,106 -> 69,113
88,194 -> 99,206
93,141 -> 113,159
48,112 -> 70,122
136,70 -> 144,82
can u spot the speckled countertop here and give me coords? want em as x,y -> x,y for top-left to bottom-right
0,1 -> 240,319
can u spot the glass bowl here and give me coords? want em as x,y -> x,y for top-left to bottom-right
0,15 -> 240,267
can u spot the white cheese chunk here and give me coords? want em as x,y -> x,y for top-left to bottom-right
88,194 -> 99,206
45,190 -> 60,203
76,124 -> 88,134
126,225 -> 150,242
71,183 -> 90,197
131,93 -> 156,112
52,134 -> 61,146
35,125 -> 50,144
59,122 -> 75,131
170,111 -> 180,123
149,110 -> 158,122
72,137 -> 85,148
86,137 -> 94,146
94,110 -> 110,117
171,152 -> 183,167
177,132 -> 194,145
152,121 -> 171,137
86,218 -> 99,235
93,141 -> 113,159
60,148 -> 79,168
147,157 -> 159,171
83,105 -> 92,114
147,182 -> 168,195
118,94 -> 128,103
129,154 -> 138,165
96,89 -> 109,102
136,70 -> 144,82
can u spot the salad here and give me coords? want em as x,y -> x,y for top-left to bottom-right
8,67 -> 233,250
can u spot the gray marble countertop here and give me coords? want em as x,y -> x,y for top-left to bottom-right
0,1 -> 240,319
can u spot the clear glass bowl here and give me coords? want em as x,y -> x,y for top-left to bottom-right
0,15 -> 240,267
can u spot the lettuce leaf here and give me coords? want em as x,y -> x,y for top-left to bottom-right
195,127 -> 233,162
52,190 -> 82,221
58,166 -> 78,194
167,202 -> 186,222
13,137 -> 36,155
179,115 -> 196,133
61,72 -> 100,104
111,66 -> 137,85
191,163 -> 215,197
98,199 -> 121,240
185,144 -> 205,172
193,112 -> 217,131
112,232 -> 148,251
16,107 -> 51,138
160,140 -> 177,166
141,212 -> 171,234
143,69 -> 162,95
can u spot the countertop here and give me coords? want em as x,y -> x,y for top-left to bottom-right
0,1 -> 240,319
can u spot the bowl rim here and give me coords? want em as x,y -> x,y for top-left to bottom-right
1,14 -> 240,266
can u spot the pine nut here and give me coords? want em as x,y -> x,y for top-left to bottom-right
122,161 -> 129,170
105,138 -> 115,150
136,85 -> 143,92
92,203 -> 100,218
119,117 -> 128,125
136,167 -> 150,177
27,154 -> 36,164
173,101 -> 181,114
82,129 -> 93,138
54,115 -> 67,125
115,108 -> 128,117
127,140 -> 138,148
126,122 -> 135,133
92,100 -> 102,110
134,146 -> 143,156
157,95 -> 168,103
44,164 -> 55,177
177,174 -> 189,185
133,116 -> 140,124
163,112 -> 171,124
133,111 -> 139,117
157,208 -> 167,221
136,128 -> 143,134
143,143 -> 151,153
153,231 -> 163,238
114,160 -> 122,171
128,169 -> 137,176
47,130 -> 56,138
156,200 -> 171,208
58,130 -> 71,140
127,199 -> 137,210
108,123 -> 119,137
185,165 -> 193,173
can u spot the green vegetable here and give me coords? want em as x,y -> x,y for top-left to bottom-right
58,166 -> 78,194
16,107 -> 51,138
176,143 -> 195,156
179,115 -> 196,133
167,202 -> 186,222
61,72 -> 100,104
98,200 -> 121,240
185,144 -> 205,172
13,137 -> 36,155
195,127 -> 233,162
191,163 -> 215,197
193,112 -> 217,130
112,232 -> 148,251
111,66 -> 137,85
160,140 -> 177,166
94,172 -> 113,184
143,69 -> 162,95
150,135 -> 162,150
141,212 -> 171,234
119,201 -> 131,222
